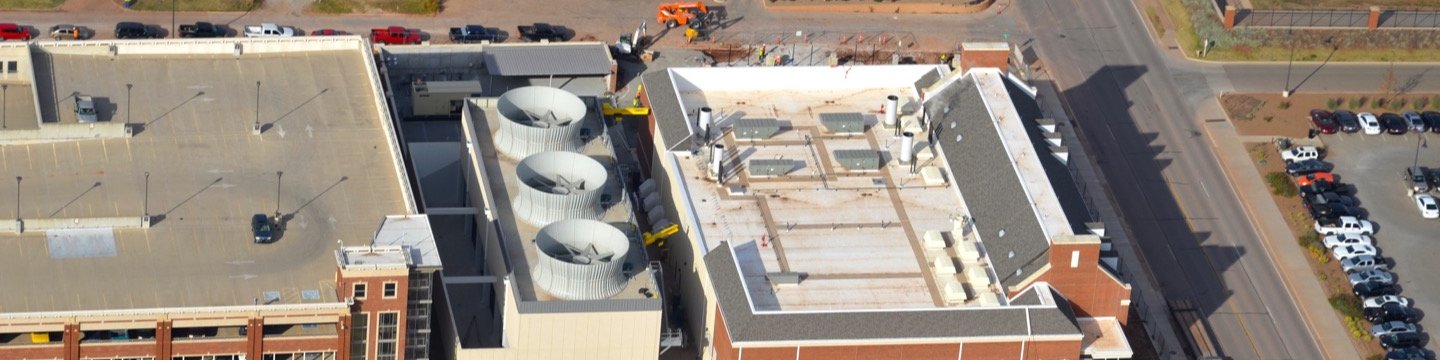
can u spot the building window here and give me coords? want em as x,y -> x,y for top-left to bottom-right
376,312 -> 399,360
353,282 -> 367,299
383,282 -> 398,298
349,313 -> 369,360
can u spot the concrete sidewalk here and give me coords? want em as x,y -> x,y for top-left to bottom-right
1201,119 -> 1362,360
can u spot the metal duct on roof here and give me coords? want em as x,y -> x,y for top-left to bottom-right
531,219 -> 631,300
512,151 -> 609,226
494,86 -> 588,159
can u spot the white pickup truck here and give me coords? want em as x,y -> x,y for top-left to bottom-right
244,23 -> 296,38
1314,216 -> 1375,236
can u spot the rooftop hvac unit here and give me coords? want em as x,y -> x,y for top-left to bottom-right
819,112 -> 865,134
734,118 -> 780,140
494,86 -> 589,159
512,151 -> 609,226
531,219 -> 631,300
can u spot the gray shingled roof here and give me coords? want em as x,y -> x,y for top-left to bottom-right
706,244 -> 1080,343
927,77 -> 1050,288
641,71 -> 692,151
483,44 -> 612,76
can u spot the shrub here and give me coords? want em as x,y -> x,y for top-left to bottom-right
1278,101 -> 1291,110
1265,172 -> 1297,198
1263,115 -> 1274,122
1433,95 -> 1440,110
1415,97 -> 1430,110
1309,245 -> 1330,264
1329,294 -> 1362,318
1298,230 -> 1321,248
1358,96 -> 1369,108
1347,97 -> 1361,109
1390,98 -> 1406,111
1326,98 -> 1340,110
1376,98 -> 1389,109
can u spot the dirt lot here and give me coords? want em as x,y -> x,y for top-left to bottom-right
1251,0 -> 1440,10
1223,92 -> 1440,138
1246,143 -> 1386,358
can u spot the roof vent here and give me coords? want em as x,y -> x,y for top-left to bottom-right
512,151 -> 609,226
531,219 -> 631,300
494,86 -> 589,159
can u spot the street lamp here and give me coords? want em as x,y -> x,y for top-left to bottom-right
254,81 -> 261,133
13,176 -> 20,221
143,171 -> 150,219
2,84 -> 7,129
274,171 -> 283,218
171,0 -> 176,39
125,84 -> 132,124
1283,29 -> 1295,98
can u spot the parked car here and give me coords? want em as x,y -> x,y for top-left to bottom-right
0,23 -> 32,41
1382,113 -> 1409,135
1372,321 -> 1418,337
1309,109 -> 1338,134
1366,303 -> 1421,323
449,24 -> 501,43
516,23 -> 564,42
1361,112 -> 1384,135
1305,192 -> 1357,208
1324,234 -> 1373,249
1310,202 -> 1362,221
1380,332 -> 1425,350
1341,255 -> 1389,272
1300,180 -> 1350,196
1404,111 -> 1427,132
1295,172 -> 1335,187
1355,281 -> 1400,298
1315,216 -> 1374,235
1365,295 -> 1411,309
114,22 -> 159,39
1405,166 -> 1430,193
74,95 -> 97,123
1348,269 -> 1396,286
310,28 -> 348,36
1416,194 -> 1439,219
49,24 -> 85,40
1280,146 -> 1322,163
1286,159 -> 1331,176
1333,244 -> 1378,261
1423,111 -> 1440,134
243,23 -> 296,37
251,214 -> 274,243
178,22 -> 225,38
1335,110 -> 1361,133
1385,347 -> 1430,360
369,26 -> 421,45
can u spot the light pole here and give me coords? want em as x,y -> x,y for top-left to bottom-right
254,81 -> 261,132
2,84 -> 7,129
125,84 -> 132,124
171,0 -> 176,39
1415,135 -> 1427,168
274,171 -> 283,218
13,176 -> 20,221
1283,29 -> 1295,98
143,171 -> 150,219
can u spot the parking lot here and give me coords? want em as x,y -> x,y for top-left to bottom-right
1324,130 -> 1440,345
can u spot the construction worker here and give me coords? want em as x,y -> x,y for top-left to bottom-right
757,46 -> 766,64
684,27 -> 699,44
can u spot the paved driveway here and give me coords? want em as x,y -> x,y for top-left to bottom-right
1324,130 -> 1440,351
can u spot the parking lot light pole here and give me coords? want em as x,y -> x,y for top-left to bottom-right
1415,135 -> 1427,168
126,84 -> 132,124
143,171 -> 150,219
254,81 -> 261,133
274,171 -> 283,219
171,0 -> 176,39
14,176 -> 20,221
1283,30 -> 1295,98
2,84 -> 7,129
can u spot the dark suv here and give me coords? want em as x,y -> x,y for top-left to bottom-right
1334,110 -> 1361,133
251,214 -> 274,243
1365,303 -> 1421,323
1382,113 -> 1409,135
114,22 -> 158,39
1380,332 -> 1426,350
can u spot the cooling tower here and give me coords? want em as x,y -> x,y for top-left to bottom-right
494,86 -> 589,159
531,219 -> 631,300
512,151 -> 609,226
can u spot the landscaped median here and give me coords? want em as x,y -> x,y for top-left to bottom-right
116,0 -> 260,12
309,0 -> 439,14
0,0 -> 65,10
1153,0 -> 1440,62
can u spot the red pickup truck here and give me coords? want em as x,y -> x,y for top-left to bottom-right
369,26 -> 420,45
0,23 -> 32,41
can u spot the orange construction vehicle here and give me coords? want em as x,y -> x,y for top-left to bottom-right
657,1 -> 709,29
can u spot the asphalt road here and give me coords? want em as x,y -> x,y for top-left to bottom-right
1015,0 -> 1325,359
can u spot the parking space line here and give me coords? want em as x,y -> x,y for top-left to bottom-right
50,143 -> 59,168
